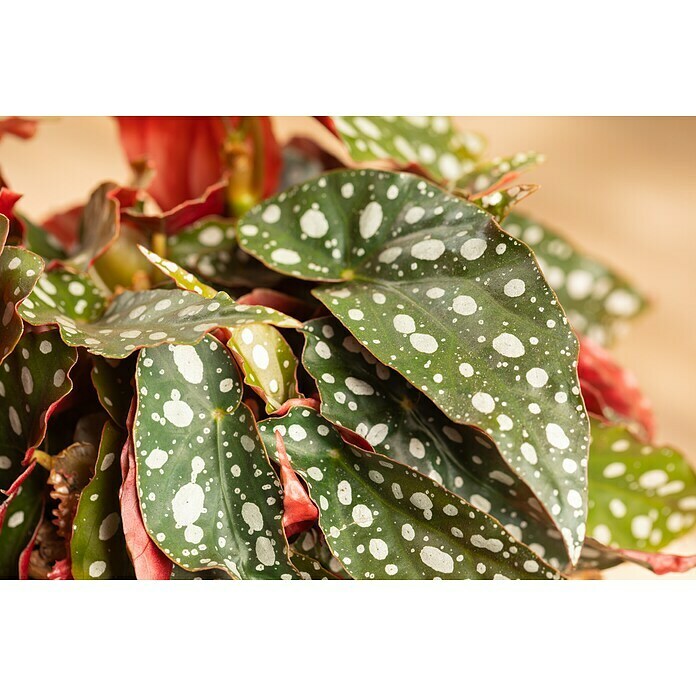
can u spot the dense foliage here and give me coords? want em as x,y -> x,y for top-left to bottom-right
1,115 -> 694,580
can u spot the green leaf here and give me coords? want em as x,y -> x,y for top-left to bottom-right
289,549 -> 341,579
134,334 -> 298,579
1,331 -> 78,498
138,246 -> 217,298
472,184 -> 539,223
302,317 -> 568,567
228,324 -> 300,413
71,422 -> 134,579
19,214 -> 68,261
292,528 -> 351,578
0,466 -> 46,579
167,217 -> 281,289
503,212 -> 647,345
456,152 -> 543,194
239,169 -> 590,562
91,356 -> 134,426
260,408 -> 560,579
328,117 -> 485,182
587,419 -> 696,551
0,214 -> 44,363
19,269 -> 300,359
170,565 -> 232,580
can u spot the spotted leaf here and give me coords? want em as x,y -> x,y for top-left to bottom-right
19,269 -> 299,359
457,152 -> 543,195
260,408 -> 560,579
472,184 -> 539,223
1,331 -> 77,519
138,246 -> 217,298
134,335 -> 298,579
91,356 -> 135,426
167,217 -> 281,289
587,419 -> 696,551
292,528 -> 350,578
321,117 -> 485,182
240,169 -> 589,562
228,324 -> 300,413
0,466 -> 46,579
71,422 -> 133,579
503,213 -> 647,345
302,317 -> 568,565
0,214 -> 44,363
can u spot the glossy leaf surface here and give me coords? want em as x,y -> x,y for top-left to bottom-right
588,419 -> 696,551
503,212 -> 647,345
0,214 -> 44,363
1,331 -> 77,507
0,467 -> 45,578
260,408 -> 559,579
240,169 -> 589,561
91,356 -> 134,426
324,117 -> 485,182
71,422 -> 133,579
302,317 -> 567,566
134,335 -> 298,578
19,269 -> 299,358
228,324 -> 300,413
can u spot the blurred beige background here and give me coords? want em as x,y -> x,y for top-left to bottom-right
1,117 -> 694,577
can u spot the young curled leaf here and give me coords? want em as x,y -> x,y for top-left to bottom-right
260,408 -> 560,580
587,419 -> 696,551
240,169 -> 589,562
134,335 -> 299,579
274,430 -> 318,539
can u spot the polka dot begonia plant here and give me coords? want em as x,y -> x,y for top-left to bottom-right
0,116 -> 693,580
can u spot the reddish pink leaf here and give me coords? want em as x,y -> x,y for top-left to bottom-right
18,503 -> 44,581
119,400 -> 171,580
41,205 -> 83,251
115,116 -> 281,213
121,180 -> 227,237
578,336 -> 655,439
46,557 -> 72,580
0,117 -> 38,141
273,397 -> 321,417
617,548 -> 696,575
274,430 -> 318,539
314,116 -> 340,138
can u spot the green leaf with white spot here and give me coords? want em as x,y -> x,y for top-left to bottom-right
170,565 -> 232,580
327,117 -> 485,182
504,212 -> 647,345
19,269 -> 300,359
456,152 -> 543,195
1,331 -> 77,499
0,214 -> 44,363
293,528 -> 351,579
228,324 -> 300,413
71,422 -> 134,579
587,419 -> 696,551
134,334 -> 299,579
472,184 -> 539,223
259,408 -> 560,580
138,246 -> 217,298
167,217 -> 281,289
0,466 -> 46,579
91,356 -> 134,426
289,549 -> 341,579
302,317 -> 568,566
139,250 -> 301,408
239,169 -> 590,562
